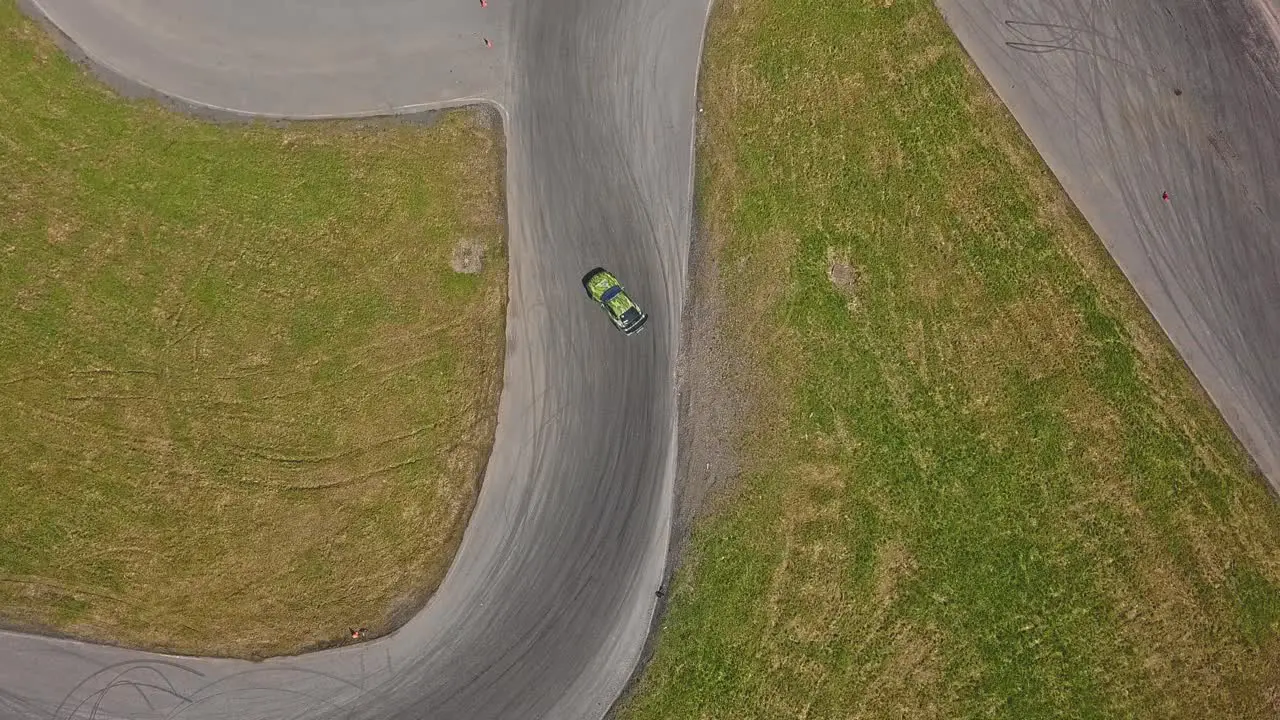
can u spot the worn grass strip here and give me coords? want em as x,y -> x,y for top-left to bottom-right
0,0 -> 507,658
620,0 -> 1280,717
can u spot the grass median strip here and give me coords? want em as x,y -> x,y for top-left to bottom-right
622,0 -> 1280,716
0,1 -> 507,658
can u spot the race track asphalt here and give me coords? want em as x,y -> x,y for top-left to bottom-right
937,0 -> 1280,494
1,0 -> 707,718
3,0 -> 1278,718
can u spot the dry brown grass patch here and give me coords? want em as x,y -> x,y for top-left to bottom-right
848,623 -> 952,720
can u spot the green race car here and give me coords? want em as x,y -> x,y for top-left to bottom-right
582,267 -> 649,335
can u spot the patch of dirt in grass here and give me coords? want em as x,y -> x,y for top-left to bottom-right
667,217 -> 802,585
668,0 -> 804,559
450,237 -> 486,274
826,246 -> 861,309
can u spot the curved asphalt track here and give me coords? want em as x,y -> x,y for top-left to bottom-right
2,0 -> 1279,717
2,0 -> 706,718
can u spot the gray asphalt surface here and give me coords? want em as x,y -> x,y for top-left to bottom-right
936,0 -> 1280,493
24,0 -> 510,116
1,0 -> 708,718
5,0 -> 1279,716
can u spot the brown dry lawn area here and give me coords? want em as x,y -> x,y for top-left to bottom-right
621,0 -> 1280,717
0,1 -> 506,658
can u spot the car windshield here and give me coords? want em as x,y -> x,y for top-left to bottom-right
601,285 -> 623,303
620,307 -> 641,325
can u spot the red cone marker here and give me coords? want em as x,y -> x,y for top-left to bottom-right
484,38 -> 492,48
1162,191 -> 1169,201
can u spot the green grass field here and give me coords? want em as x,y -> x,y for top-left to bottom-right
0,2 -> 507,658
620,0 -> 1280,716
